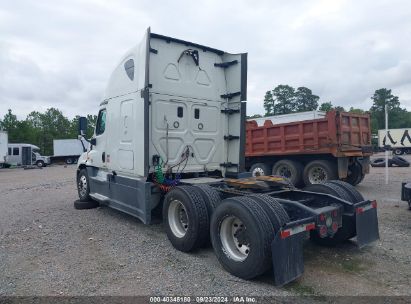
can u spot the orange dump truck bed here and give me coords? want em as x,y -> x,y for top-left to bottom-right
245,111 -> 372,186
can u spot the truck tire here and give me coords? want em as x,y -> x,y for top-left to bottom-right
392,156 -> 410,167
303,160 -> 337,185
66,158 -> 73,165
328,180 -> 364,203
194,184 -> 222,216
344,163 -> 364,186
210,196 -> 274,279
249,163 -> 270,177
371,158 -> 394,167
271,160 -> 303,186
77,168 -> 91,202
248,194 -> 290,226
163,186 -> 209,252
36,160 -> 45,168
393,148 -> 404,155
74,200 -> 99,210
303,182 -> 356,245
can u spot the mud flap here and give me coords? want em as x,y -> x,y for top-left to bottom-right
271,231 -> 305,286
355,202 -> 379,248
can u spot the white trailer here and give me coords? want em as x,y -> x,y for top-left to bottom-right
378,128 -> 411,155
52,139 -> 87,164
0,131 -> 8,167
73,28 -> 379,286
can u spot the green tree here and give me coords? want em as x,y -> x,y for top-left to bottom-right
369,88 -> 407,132
1,109 -> 19,141
348,107 -> 366,114
319,102 -> 333,112
295,87 -> 319,112
273,85 -> 296,115
263,90 -> 275,116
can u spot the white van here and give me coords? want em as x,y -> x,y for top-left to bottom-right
7,143 -> 50,167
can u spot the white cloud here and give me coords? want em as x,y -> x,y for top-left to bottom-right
1,0 -> 410,119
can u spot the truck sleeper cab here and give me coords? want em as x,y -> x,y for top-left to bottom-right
76,28 -> 379,286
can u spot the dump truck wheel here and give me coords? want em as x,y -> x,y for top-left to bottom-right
163,186 -> 209,252
249,163 -> 270,177
77,169 -> 91,202
304,182 -> 356,245
344,163 -> 363,186
328,180 -> 364,203
210,196 -> 274,279
303,160 -> 337,185
272,160 -> 303,186
74,200 -> 99,210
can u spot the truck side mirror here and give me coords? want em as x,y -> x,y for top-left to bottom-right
78,117 -> 88,136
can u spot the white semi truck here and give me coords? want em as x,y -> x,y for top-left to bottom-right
378,128 -> 411,155
75,28 -> 379,285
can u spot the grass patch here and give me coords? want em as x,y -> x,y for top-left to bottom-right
285,281 -> 318,296
340,258 -> 368,273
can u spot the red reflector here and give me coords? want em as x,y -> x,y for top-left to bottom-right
356,207 -> 364,214
305,223 -> 315,231
280,230 -> 291,239
319,225 -> 327,236
371,200 -> 377,208
319,214 -> 325,221
332,210 -> 338,217
331,222 -> 338,232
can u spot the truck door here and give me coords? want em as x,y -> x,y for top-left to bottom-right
21,146 -> 32,166
91,108 -> 108,168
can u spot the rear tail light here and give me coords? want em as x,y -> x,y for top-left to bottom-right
331,222 -> 338,232
319,214 -> 325,222
332,210 -> 338,217
371,200 -> 377,208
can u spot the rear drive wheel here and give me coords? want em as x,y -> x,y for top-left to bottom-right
303,160 -> 337,185
163,186 -> 209,252
328,180 -> 364,202
272,160 -> 303,186
210,196 -> 274,279
249,163 -> 270,177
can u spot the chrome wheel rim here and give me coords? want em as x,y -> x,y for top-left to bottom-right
78,175 -> 88,197
168,200 -> 189,238
309,167 -> 328,184
220,216 -> 250,262
252,167 -> 265,177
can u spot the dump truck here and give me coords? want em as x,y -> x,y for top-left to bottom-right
378,128 -> 411,155
246,111 -> 373,186
74,28 -> 379,286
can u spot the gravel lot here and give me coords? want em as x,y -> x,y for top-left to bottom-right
0,155 -> 410,297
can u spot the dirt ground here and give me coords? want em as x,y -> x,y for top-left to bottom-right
0,155 -> 410,297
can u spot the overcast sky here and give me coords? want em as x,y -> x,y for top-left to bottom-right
1,0 -> 411,119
